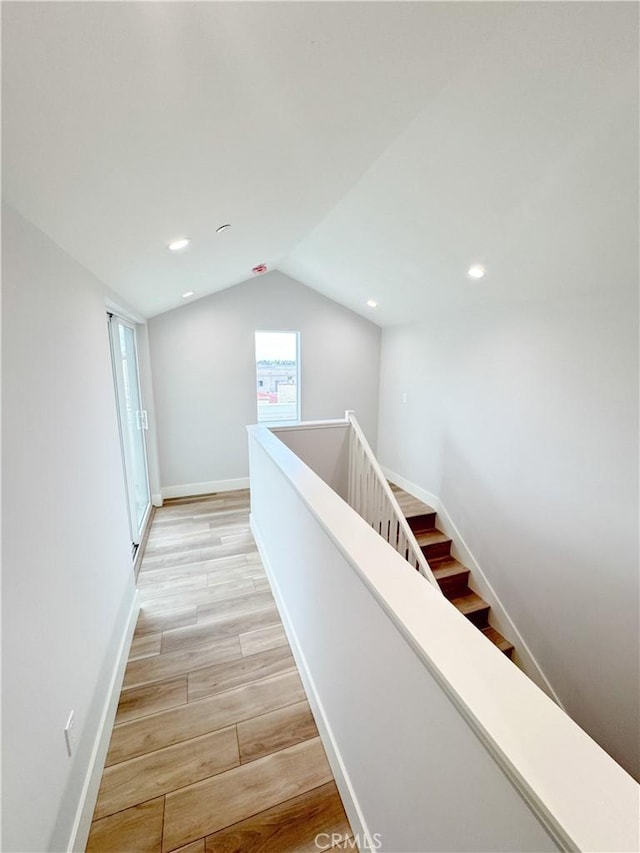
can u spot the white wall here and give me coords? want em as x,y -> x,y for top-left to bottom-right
377,289 -> 639,780
1,205 -> 137,851
148,271 -> 380,494
272,422 -> 350,500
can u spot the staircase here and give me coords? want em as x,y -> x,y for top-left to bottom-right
389,482 -> 514,658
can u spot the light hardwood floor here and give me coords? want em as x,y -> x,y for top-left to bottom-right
86,490 -> 352,852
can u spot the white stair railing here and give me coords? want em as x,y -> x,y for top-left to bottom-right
345,411 -> 441,592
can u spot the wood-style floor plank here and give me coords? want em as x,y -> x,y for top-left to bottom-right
107,670 -> 307,766
95,727 -> 239,819
86,797 -> 164,853
196,589 -> 275,623
141,549 -> 220,570
205,565 -> 266,585
88,489 -> 350,852
170,841 -> 206,853
137,573 -> 210,599
134,606 -> 198,638
239,623 -> 288,657
129,632 -> 163,661
162,737 -> 333,852
123,635 -> 242,690
187,644 -> 296,702
138,577 -> 256,609
203,782 -> 350,853
139,560 -> 244,587
237,700 -> 319,764
146,519 -> 211,538
115,675 -> 188,726
139,554 -> 248,580
161,605 -> 280,654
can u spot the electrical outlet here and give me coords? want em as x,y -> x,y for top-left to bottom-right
64,710 -> 77,757
401,392 -> 408,404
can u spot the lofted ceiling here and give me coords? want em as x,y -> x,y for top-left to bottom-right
2,2 -> 637,325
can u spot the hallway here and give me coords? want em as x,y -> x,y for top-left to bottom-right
86,490 -> 351,852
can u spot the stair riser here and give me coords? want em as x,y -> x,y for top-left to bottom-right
407,513 -> 436,534
463,608 -> 491,629
437,575 -> 470,599
420,541 -> 451,561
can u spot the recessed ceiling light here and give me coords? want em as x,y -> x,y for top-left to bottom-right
168,238 -> 191,252
216,224 -> 231,234
367,299 -> 378,308
182,290 -> 195,299
467,264 -> 485,279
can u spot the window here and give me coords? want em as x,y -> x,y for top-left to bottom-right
255,331 -> 300,423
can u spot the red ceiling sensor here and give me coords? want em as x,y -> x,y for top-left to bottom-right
252,263 -> 268,274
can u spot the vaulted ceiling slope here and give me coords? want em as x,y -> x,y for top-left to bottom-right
2,3 -> 637,325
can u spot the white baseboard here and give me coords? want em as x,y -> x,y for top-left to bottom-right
381,466 -> 565,710
67,590 -> 140,852
151,493 -> 163,507
161,477 -> 250,500
250,515 -> 374,853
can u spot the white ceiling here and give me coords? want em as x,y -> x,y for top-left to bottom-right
2,2 -> 637,325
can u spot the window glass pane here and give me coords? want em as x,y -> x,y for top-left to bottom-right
255,331 -> 299,423
118,324 -> 150,533
109,315 -> 151,549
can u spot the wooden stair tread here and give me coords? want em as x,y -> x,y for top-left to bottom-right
449,592 -> 490,616
403,504 -> 437,520
482,626 -> 514,655
431,558 -> 469,580
388,483 -> 436,518
414,529 -> 451,547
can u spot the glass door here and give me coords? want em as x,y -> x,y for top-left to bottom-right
108,314 -> 151,550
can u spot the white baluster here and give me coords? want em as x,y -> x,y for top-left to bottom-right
345,413 -> 440,592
